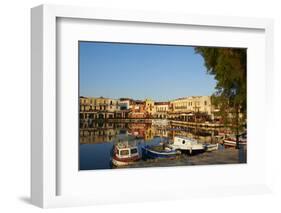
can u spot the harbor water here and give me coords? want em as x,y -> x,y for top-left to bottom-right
79,120 -> 247,170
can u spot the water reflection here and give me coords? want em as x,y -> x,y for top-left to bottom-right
80,121 -> 217,144
79,120 -> 246,170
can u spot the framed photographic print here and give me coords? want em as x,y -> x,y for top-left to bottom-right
31,4 -> 274,208
78,41 -> 247,171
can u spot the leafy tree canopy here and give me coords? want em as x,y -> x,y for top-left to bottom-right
195,47 -> 247,113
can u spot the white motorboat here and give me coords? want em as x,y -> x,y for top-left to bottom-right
168,136 -> 205,155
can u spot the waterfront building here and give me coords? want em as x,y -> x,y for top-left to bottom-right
79,96 -> 119,119
80,96 -> 96,120
80,96 -> 216,121
129,100 -> 146,118
93,97 -> 119,112
169,96 -> 213,121
119,98 -> 132,110
80,96 -> 95,112
170,96 -> 212,114
115,98 -> 132,118
144,99 -> 155,118
154,102 -> 169,119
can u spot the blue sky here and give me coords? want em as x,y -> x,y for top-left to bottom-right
79,41 -> 216,101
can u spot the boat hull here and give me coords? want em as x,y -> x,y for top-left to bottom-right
111,155 -> 140,167
223,139 -> 246,147
180,148 -> 205,155
142,147 -> 179,159
168,143 -> 205,155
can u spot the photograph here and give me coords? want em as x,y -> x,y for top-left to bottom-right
79,41 -> 247,170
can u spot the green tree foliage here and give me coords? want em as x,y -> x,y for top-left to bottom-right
195,47 -> 247,133
195,47 -> 246,113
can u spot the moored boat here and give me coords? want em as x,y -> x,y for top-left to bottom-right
111,142 -> 140,167
168,136 -> 205,155
142,143 -> 181,159
223,132 -> 247,147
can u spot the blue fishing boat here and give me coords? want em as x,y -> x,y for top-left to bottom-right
142,143 -> 181,159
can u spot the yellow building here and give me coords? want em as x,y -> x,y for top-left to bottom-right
93,97 -> 119,112
80,96 -> 119,119
80,96 -> 95,112
144,99 -> 155,117
170,96 -> 212,115
154,102 -> 169,119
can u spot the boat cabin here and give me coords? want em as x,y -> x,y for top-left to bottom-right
173,136 -> 198,146
170,136 -> 204,152
114,143 -> 139,159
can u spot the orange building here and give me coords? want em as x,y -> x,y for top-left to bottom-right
128,100 -> 147,118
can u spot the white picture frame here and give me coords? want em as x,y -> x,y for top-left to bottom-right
31,4 -> 274,208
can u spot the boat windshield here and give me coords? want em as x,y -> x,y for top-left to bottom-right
119,149 -> 129,156
131,148 -> 138,154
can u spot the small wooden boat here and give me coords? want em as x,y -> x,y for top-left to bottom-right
223,133 -> 247,147
111,142 -> 140,167
168,136 -> 205,155
142,143 -> 180,159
